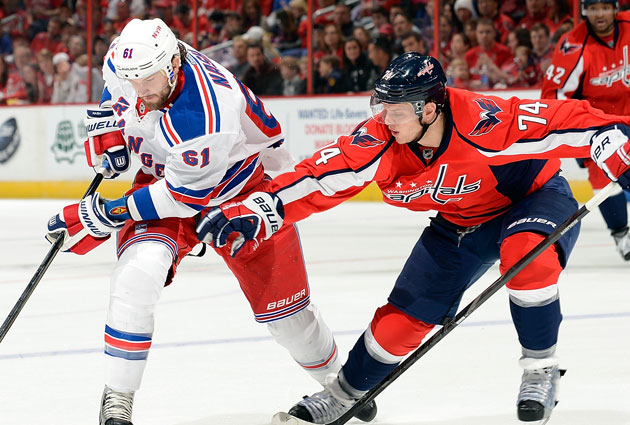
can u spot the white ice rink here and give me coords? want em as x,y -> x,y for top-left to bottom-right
0,199 -> 628,425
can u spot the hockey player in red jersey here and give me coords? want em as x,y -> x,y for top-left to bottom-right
541,0 -> 630,260
197,53 -> 630,424
44,18 -> 376,425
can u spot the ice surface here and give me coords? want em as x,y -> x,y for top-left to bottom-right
0,200 -> 628,425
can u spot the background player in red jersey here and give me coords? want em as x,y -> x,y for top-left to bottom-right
197,53 -> 630,424
541,0 -> 630,261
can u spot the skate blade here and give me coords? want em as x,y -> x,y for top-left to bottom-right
271,411 -> 316,425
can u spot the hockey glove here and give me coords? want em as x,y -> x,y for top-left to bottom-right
196,192 -> 284,257
46,193 -> 128,254
84,106 -> 130,179
591,125 -> 630,190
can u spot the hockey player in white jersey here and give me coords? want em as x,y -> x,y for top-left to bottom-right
44,18 -> 376,425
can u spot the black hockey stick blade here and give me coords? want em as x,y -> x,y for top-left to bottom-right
325,181 -> 621,425
0,172 -> 104,343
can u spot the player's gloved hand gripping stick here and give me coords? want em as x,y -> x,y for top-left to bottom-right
0,172 -> 104,343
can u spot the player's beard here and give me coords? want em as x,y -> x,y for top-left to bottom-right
140,81 -> 172,111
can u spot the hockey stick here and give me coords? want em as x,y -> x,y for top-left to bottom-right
314,181 -> 621,425
0,172 -> 104,343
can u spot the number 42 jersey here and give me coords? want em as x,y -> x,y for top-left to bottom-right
266,87 -> 630,228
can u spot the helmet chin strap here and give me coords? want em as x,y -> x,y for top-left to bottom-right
413,110 -> 440,145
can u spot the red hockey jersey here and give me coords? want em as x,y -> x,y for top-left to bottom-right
541,11 -> 630,116
268,88 -> 630,227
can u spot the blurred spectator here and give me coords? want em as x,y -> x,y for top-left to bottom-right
112,0 -> 134,34
392,12 -> 422,55
368,34 -> 393,75
476,0 -> 514,44
530,22 -> 552,74
270,7 -> 301,53
506,27 -> 532,54
352,25 -> 372,52
218,12 -> 244,41
22,62 -> 42,103
279,55 -> 305,95
547,0 -> 572,36
92,36 -> 109,68
242,0 -> 269,31
369,6 -> 389,39
36,48 -> 55,103
315,23 -> 345,65
446,57 -> 472,89
72,54 -> 105,102
226,36 -> 250,79
447,32 -> 472,62
342,37 -> 376,92
30,16 -> 64,55
51,51 -> 79,103
518,0 -> 555,30
105,0 -> 145,22
550,19 -> 573,45
438,15 -> 456,63
25,0 -> 62,39
463,18 -> 478,47
332,3 -> 354,38
153,0 -> 176,27
173,3 -> 211,45
500,45 -> 541,88
0,55 -> 28,105
241,43 -> 282,95
316,54 -> 347,94
288,0 -> 308,49
465,18 -> 513,88
401,31 -> 429,55
453,0 -> 478,29
67,34 -> 86,61
12,45 -> 34,76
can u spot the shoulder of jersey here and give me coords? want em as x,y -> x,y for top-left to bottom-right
159,60 -> 222,147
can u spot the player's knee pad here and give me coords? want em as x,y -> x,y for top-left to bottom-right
108,242 -> 173,331
366,303 -> 434,362
501,232 -> 561,303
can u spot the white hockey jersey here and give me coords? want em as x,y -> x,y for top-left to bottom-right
101,41 -> 292,221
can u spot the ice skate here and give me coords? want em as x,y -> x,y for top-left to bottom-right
274,375 -> 376,424
99,385 -> 134,425
517,357 -> 563,424
612,227 -> 630,260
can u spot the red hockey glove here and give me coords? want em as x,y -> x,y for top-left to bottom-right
196,192 -> 284,257
590,125 -> 630,190
46,193 -> 128,255
84,107 -> 130,179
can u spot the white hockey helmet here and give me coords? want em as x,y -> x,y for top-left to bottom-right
112,18 -> 179,81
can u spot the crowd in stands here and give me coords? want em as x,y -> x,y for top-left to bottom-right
0,0 -> 627,105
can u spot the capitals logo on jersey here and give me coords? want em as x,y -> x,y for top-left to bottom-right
469,98 -> 502,136
350,127 -> 385,148
559,39 -> 582,55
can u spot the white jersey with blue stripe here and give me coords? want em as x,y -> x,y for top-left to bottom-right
101,41 -> 291,221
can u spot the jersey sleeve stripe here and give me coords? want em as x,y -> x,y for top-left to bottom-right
278,160 -> 380,205
159,112 -> 183,146
127,186 -> 160,221
475,128 -> 598,157
106,57 -> 116,74
557,55 -> 584,100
